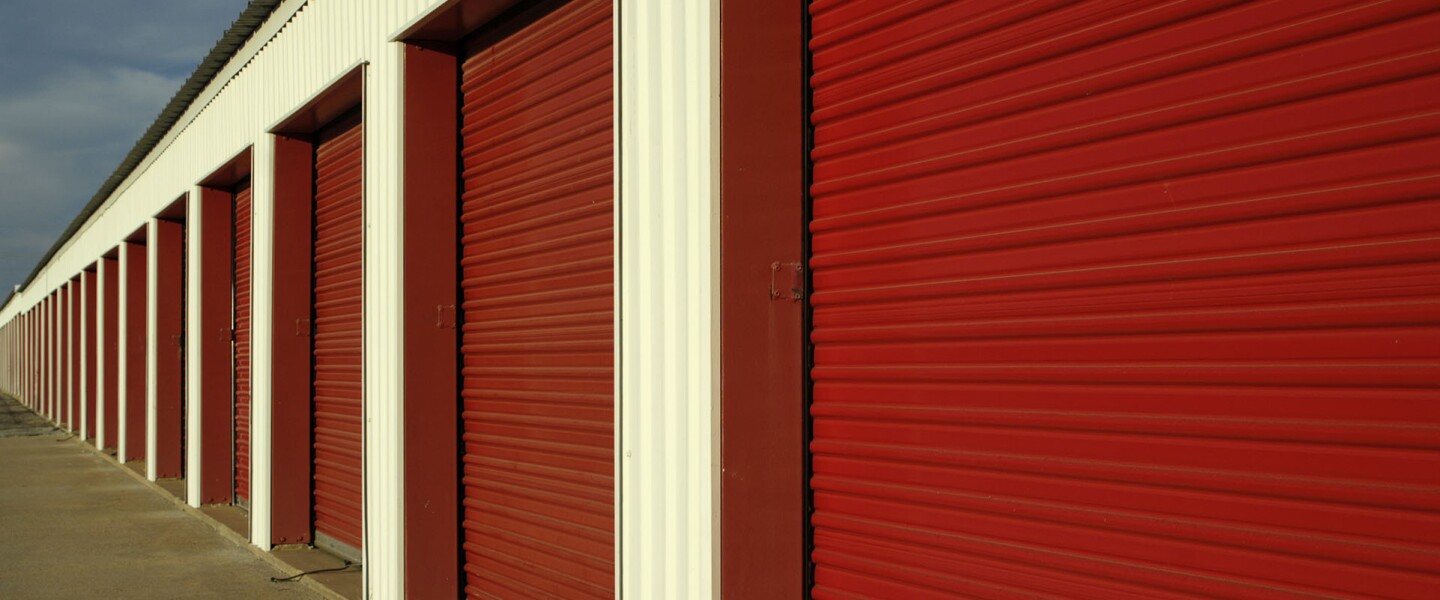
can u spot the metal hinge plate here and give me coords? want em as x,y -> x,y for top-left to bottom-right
770,261 -> 803,302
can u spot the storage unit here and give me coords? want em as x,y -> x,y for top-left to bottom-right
311,111 -> 365,557
807,2 -> 1440,597
122,240 -> 147,463
457,0 -> 615,596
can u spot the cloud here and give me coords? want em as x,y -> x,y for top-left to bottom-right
0,66 -> 184,291
0,1 -> 245,294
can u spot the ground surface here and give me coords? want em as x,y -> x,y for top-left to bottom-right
0,392 -> 54,438
0,394 -> 322,599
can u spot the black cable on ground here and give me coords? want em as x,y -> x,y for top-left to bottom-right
270,560 -> 356,583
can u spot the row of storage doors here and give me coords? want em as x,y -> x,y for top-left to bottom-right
193,0 -> 1440,596
225,0 -> 617,589
457,1 -> 1436,597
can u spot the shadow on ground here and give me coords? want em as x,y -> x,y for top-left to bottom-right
0,393 -> 56,438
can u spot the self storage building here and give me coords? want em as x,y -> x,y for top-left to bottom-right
1,0 -> 1438,598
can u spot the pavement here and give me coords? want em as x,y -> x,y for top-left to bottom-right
0,393 -> 323,599
0,393 -> 53,438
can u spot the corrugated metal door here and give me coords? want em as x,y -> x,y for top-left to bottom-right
234,181 -> 252,504
312,111 -> 364,553
808,2 -> 1440,598
458,0 -> 614,596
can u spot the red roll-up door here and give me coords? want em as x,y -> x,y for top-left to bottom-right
808,2 -> 1440,598
458,0 -> 614,596
234,181 -> 253,503
312,111 -> 364,554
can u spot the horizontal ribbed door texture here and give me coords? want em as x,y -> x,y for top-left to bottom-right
312,112 -> 364,553
234,182 -> 252,503
808,2 -> 1440,598
458,0 -> 614,596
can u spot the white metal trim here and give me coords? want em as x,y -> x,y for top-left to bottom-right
250,136 -> 275,550
81,271 -> 90,442
146,219 -> 159,482
186,188 -> 204,508
118,248 -> 131,459
97,257 -> 108,450
618,0 -> 721,597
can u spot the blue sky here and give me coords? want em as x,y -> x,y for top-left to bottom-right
0,0 -> 247,295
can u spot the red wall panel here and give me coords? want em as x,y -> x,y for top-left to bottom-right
154,220 -> 186,479
401,41 -> 461,599
83,270 -> 96,441
271,134 -> 316,545
200,187 -> 235,505
123,242 -> 147,462
101,257 -> 119,448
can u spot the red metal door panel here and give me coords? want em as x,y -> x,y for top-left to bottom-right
808,2 -> 1440,598
234,182 -> 253,503
458,0 -> 614,596
124,242 -> 147,462
154,219 -> 186,479
312,112 -> 364,553
101,257 -> 119,448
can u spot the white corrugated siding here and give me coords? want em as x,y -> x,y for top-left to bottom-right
617,0 -> 721,598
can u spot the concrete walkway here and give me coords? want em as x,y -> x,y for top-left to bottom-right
0,395 -> 321,599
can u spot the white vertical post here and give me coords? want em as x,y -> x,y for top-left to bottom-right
42,294 -> 50,421
118,245 -> 131,460
186,188 -> 204,507
364,51 -> 404,599
80,277 -> 89,441
146,219 -> 160,481
97,260 -> 108,450
61,285 -> 69,429
64,283 -> 72,430
618,1 -> 722,598
251,137 -> 275,550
